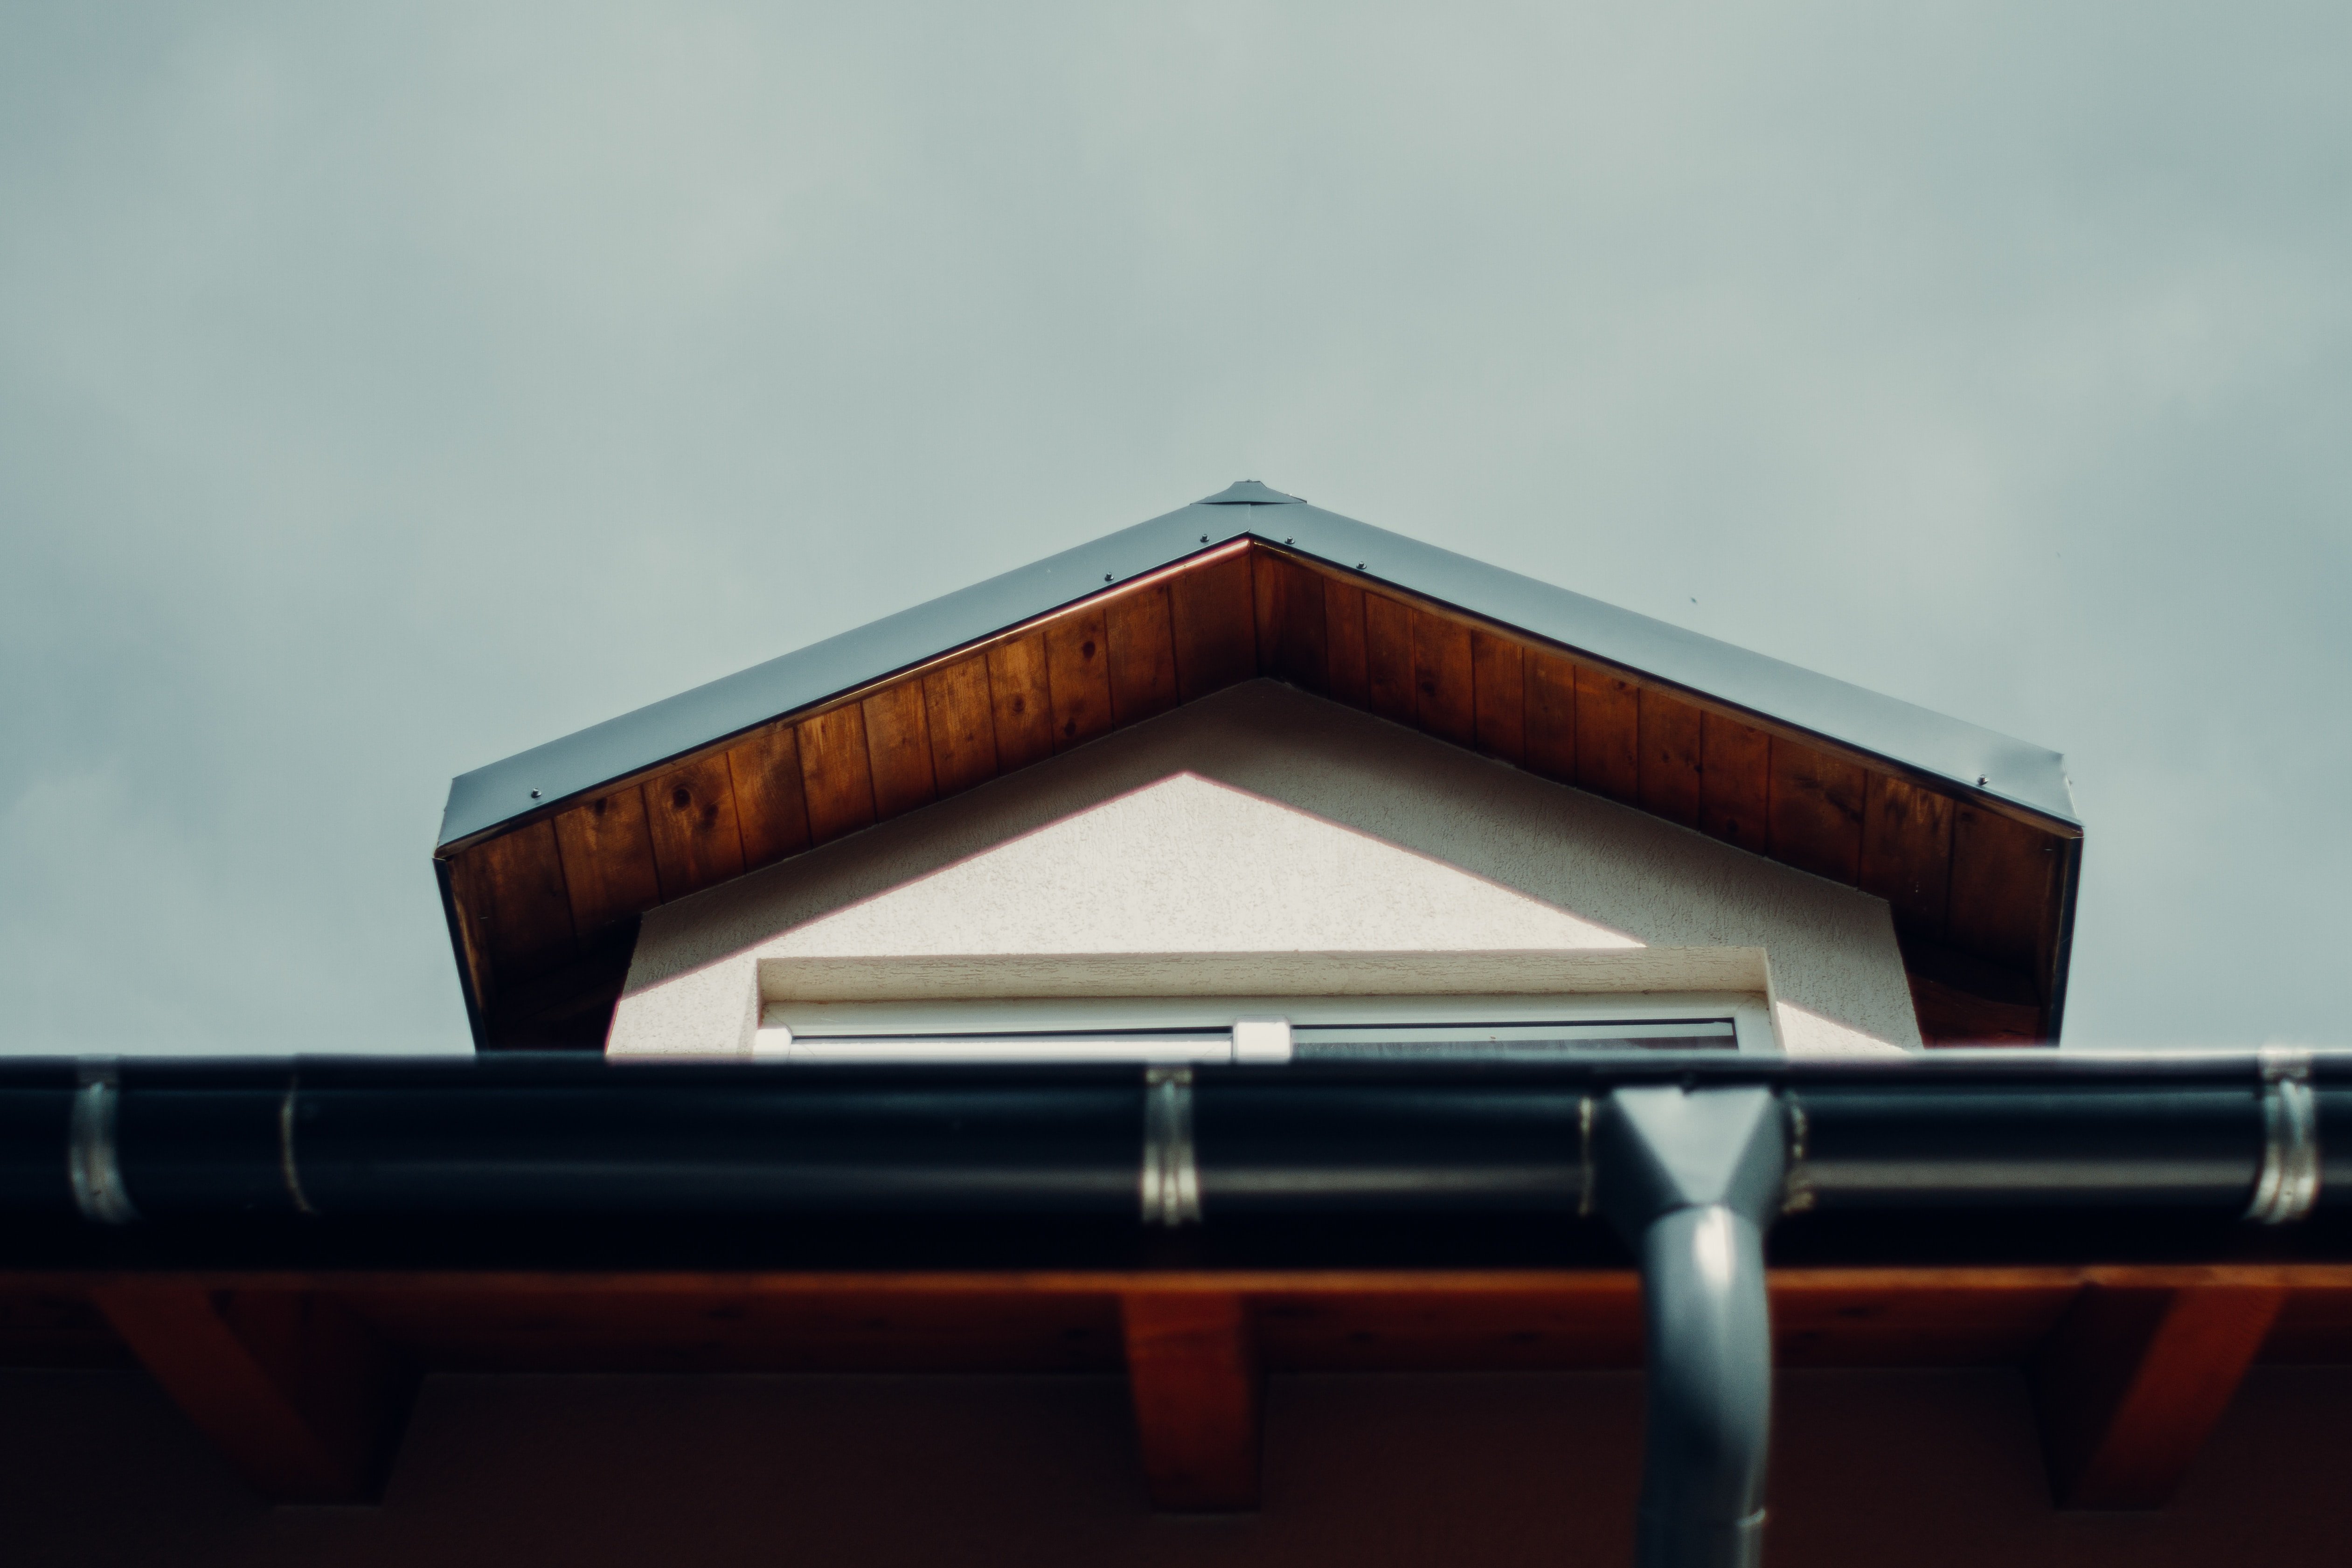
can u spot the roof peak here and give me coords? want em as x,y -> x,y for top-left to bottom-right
1200,479 -> 1304,506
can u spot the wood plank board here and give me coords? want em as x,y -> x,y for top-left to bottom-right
1861,773 -> 1955,938
1524,650 -> 1577,784
796,706 -> 878,844
1637,689 -> 1704,828
456,820 -> 576,978
861,681 -> 938,822
1949,805 -> 2059,981
1410,610 -> 1476,746
1470,632 -> 1526,763
645,754 -> 747,901
1121,1292 -> 1262,1510
1769,738 -> 1865,884
922,655 -> 1001,798
350,1287 -> 1122,1374
1699,713 -> 1771,853
1252,551 -> 1327,693
1363,594 -> 1416,723
726,723 -> 812,869
1575,667 -> 1640,804
1107,582 -> 1180,726
30,1263 -> 2352,1298
1321,577 -> 1370,708
985,633 -> 1056,772
2260,1283 -> 2352,1363
1045,607 -> 1114,752
551,787 -> 661,935
2032,1283 -> 2287,1508
1168,548 -> 1258,701
90,1286 -> 413,1503
38,1269 -> 2340,1381
1773,1277 -> 2079,1367
1254,1286 -> 1641,1372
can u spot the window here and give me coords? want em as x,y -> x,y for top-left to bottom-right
754,992 -> 1776,1062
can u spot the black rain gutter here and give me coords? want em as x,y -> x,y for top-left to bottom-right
11,1049 -> 2324,1228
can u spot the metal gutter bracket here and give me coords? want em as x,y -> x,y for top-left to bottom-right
1142,1067 -> 1202,1226
2247,1048 -> 2319,1225
1595,1085 -> 1789,1568
67,1062 -> 138,1227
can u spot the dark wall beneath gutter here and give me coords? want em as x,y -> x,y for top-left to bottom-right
3,1366 -> 2349,1566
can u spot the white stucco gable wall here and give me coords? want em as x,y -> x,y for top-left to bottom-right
770,771 -> 1637,959
609,680 -> 1921,1059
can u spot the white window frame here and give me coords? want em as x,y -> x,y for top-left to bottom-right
755,990 -> 1778,1061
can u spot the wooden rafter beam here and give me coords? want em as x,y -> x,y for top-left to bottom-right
1120,1290 -> 1262,1511
90,1286 -> 415,1503
2030,1281 -> 2286,1509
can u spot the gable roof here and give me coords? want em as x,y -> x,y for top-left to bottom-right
436,485 -> 2081,1050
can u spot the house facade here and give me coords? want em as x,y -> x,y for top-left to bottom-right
2,485 -> 2346,1568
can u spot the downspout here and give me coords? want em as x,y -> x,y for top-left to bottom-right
1593,1086 -> 1789,1568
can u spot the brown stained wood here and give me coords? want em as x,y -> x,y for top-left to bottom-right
1410,611 -> 1476,746
644,755 -> 746,901
1363,594 -> 1415,723
454,821 -> 576,979
353,1288 -> 1124,1375
1168,548 -> 1258,701
1575,666 -> 1640,804
1252,551 -> 1327,693
796,706 -> 878,844
1699,714 -> 1772,853
0,1289 -> 139,1369
1524,650 -> 1577,784
1322,578 -> 1369,708
986,633 -> 1056,772
1908,971 -> 2042,1046
1774,1277 -> 2081,1368
2259,1285 -> 2352,1363
1861,774 -> 1956,938
1470,633 -> 1526,763
1254,1288 -> 1642,1373
482,928 -> 634,1050
726,723 -> 812,869
1106,583 -> 1180,726
861,681 -> 938,822
922,656 -> 1000,798
1769,738 -> 1866,884
1045,608 -> 1113,752
1121,1292 -> 1261,1511
1949,805 -> 2060,980
35,1267 -> 2352,1387
33,1263 -> 2352,1298
1637,690 -> 1704,828
91,1286 -> 414,1503
551,787 -> 660,935
2032,1284 -> 2287,1508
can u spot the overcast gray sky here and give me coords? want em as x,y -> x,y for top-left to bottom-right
2,3 -> 2345,1053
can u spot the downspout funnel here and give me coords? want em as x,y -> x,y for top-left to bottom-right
1596,1086 -> 1789,1568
